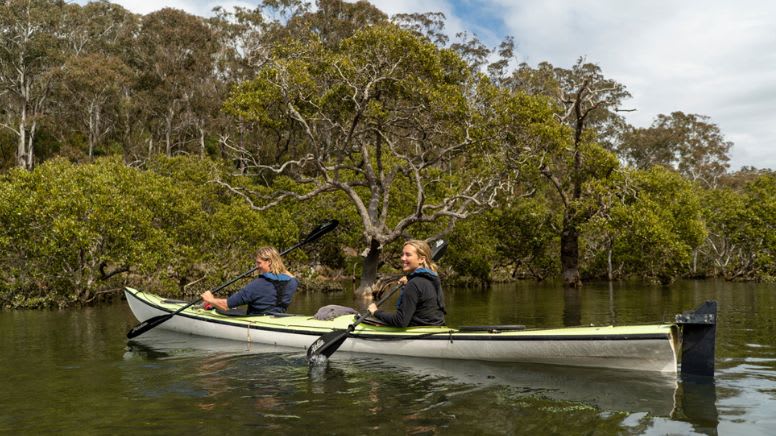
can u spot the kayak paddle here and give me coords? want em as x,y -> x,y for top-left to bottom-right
126,219 -> 339,339
306,238 -> 447,360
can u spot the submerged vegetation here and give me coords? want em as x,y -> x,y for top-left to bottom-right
1,0 -> 774,308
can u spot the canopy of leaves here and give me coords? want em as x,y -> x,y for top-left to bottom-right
582,166 -> 706,283
0,156 -> 301,308
619,112 -> 732,188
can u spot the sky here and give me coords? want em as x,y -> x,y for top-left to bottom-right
76,0 -> 776,170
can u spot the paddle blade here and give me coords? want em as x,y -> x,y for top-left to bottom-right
126,314 -> 173,339
307,329 -> 349,360
429,238 -> 447,261
304,219 -> 339,244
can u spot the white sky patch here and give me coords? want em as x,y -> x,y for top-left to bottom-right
489,0 -> 776,170
71,0 -> 776,170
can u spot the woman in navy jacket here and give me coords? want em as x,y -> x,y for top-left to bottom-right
201,246 -> 298,315
367,240 -> 446,327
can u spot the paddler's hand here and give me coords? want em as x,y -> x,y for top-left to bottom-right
367,303 -> 378,315
201,291 -> 229,311
398,276 -> 408,285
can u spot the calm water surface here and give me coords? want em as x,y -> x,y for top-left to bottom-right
2,280 -> 776,435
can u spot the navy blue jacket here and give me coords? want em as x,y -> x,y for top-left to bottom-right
374,269 -> 446,327
227,273 -> 298,315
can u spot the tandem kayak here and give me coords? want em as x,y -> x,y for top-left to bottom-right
124,287 -> 717,376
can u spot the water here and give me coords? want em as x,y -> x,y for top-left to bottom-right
2,280 -> 776,435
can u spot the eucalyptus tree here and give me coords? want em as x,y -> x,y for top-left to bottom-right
285,0 -> 386,48
619,111 -> 732,188
221,24 -> 544,292
209,5 -> 270,83
0,0 -> 66,169
208,1 -> 314,161
61,0 -> 137,56
507,59 -> 630,287
131,8 -> 219,157
392,11 -> 449,47
48,2 -> 138,159
52,53 -> 132,158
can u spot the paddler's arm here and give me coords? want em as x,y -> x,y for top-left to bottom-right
369,283 -> 418,327
201,291 -> 229,311
367,276 -> 407,319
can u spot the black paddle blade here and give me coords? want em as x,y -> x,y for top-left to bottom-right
305,219 -> 339,244
126,314 -> 173,339
429,238 -> 447,260
307,329 -> 349,360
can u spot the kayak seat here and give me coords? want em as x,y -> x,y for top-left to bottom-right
457,325 -> 526,333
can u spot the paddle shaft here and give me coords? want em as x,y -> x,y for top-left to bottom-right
126,220 -> 338,339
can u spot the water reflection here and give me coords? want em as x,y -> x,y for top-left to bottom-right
563,287 -> 582,326
343,354 -> 679,415
674,375 -> 719,435
124,329 -> 719,435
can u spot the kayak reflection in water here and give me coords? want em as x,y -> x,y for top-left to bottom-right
201,246 -> 298,315
367,240 -> 446,327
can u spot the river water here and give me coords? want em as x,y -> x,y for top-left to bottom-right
2,280 -> 775,435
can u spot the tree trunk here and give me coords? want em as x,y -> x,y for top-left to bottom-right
88,102 -> 95,158
17,105 -> 27,168
165,107 -> 174,155
26,119 -> 36,169
560,219 -> 581,288
199,126 -> 206,156
357,238 -> 381,295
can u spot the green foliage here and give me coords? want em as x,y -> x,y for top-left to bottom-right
491,198 -> 560,281
0,156 -> 301,308
698,174 -> 776,280
445,216 -> 499,286
581,167 -> 706,283
0,157 -> 170,307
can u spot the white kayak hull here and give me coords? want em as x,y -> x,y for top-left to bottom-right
124,288 -> 713,374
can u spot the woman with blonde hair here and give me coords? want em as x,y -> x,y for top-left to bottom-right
202,247 -> 298,315
367,239 -> 446,326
